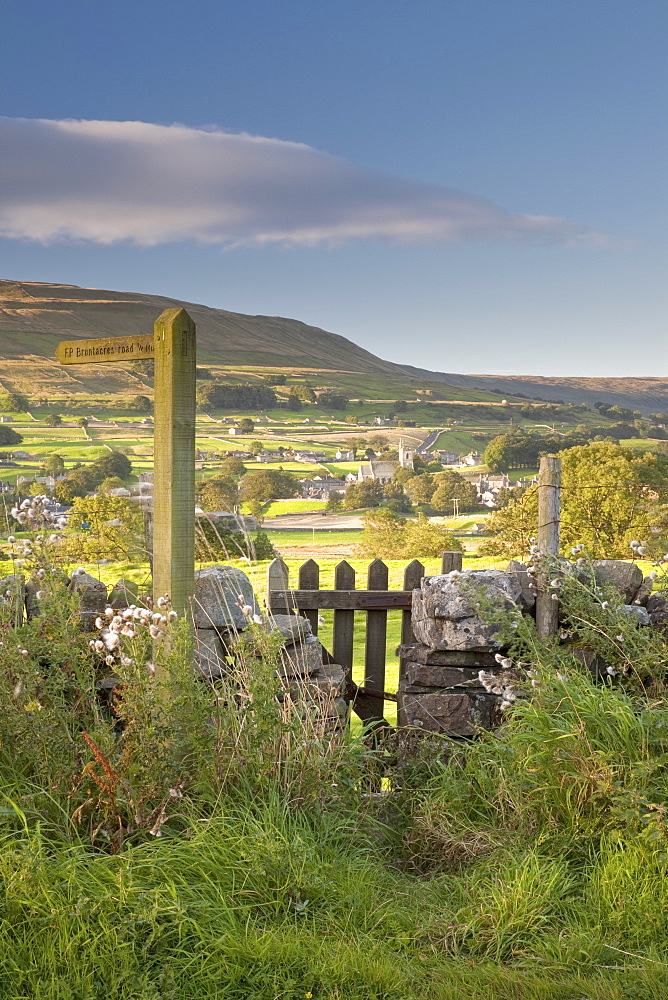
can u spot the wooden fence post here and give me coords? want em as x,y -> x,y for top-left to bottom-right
441,550 -> 463,574
298,559 -> 320,635
364,558 -> 389,726
266,557 -> 290,613
398,559 -> 424,727
332,560 -> 355,691
536,454 -> 561,638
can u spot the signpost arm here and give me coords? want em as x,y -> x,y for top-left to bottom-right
153,308 -> 196,618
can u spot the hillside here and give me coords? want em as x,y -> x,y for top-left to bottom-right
1,279 -> 667,412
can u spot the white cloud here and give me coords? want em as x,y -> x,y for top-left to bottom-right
0,117 -> 598,248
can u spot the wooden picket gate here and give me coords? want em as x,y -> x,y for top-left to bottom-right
266,551 -> 463,730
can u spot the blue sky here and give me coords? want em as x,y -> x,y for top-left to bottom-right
1,0 -> 665,377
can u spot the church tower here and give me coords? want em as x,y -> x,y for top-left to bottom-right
398,439 -> 414,469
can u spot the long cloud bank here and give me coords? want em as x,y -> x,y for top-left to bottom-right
0,117 -> 598,248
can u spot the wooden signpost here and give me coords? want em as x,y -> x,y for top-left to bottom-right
56,309 -> 196,617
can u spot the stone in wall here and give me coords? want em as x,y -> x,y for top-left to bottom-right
191,565 -> 260,631
418,569 -> 524,621
68,570 -> 107,630
398,688 -> 502,736
195,629 -> 229,680
592,560 -> 643,604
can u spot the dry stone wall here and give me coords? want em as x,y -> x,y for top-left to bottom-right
398,560 -> 665,738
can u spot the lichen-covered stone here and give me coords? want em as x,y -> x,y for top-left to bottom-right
619,604 -> 650,626
269,613 -> 312,643
194,629 -> 228,680
191,565 -> 259,630
412,591 -> 502,650
418,569 -> 523,620
68,571 -> 107,630
108,578 -> 139,609
278,636 -> 323,676
506,560 -> 536,611
592,560 -> 643,603
396,644 -> 498,667
398,689 -> 501,736
403,661 -> 494,689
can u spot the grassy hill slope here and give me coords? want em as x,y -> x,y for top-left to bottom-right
2,279 -> 667,412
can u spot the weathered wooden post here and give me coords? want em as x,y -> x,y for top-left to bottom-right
536,454 -> 561,638
55,308 -> 197,622
152,308 -> 196,617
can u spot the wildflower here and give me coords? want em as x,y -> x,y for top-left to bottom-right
607,665 -> 618,676
105,655 -> 115,666
149,625 -> 162,639
615,635 -> 624,642
601,601 -> 609,609
630,540 -> 640,550
36,568 -> 45,579
169,787 -> 183,798
20,649 -> 29,658
549,579 -> 561,588
105,607 -> 114,618
649,571 -> 659,581
35,590 -> 46,600
168,611 -> 177,621
104,633 -> 120,650
147,662 -> 156,676
499,657 -> 513,669
121,656 -> 134,667
94,640 -> 105,652
494,653 -> 504,663
95,617 -> 105,630
7,536 -> 15,544
551,593 -> 559,601
73,566 -> 86,576
637,547 -> 646,556
152,613 -> 163,624
529,536 -> 537,544
157,596 -> 167,607
252,613 -> 263,624
120,626 -> 136,638
529,545 -> 539,555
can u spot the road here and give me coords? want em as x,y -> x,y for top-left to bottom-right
417,428 -> 442,453
263,513 -> 364,530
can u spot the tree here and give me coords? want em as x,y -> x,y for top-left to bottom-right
128,395 -> 153,413
196,383 -> 276,411
326,491 -> 344,512
481,442 -> 668,559
316,392 -> 348,410
94,451 -> 132,481
249,440 -> 264,456
44,413 -> 62,427
99,477 -> 125,493
0,392 -> 29,412
77,417 -> 89,428
54,466 -> 97,502
0,425 -> 23,447
393,400 -> 408,412
402,515 -> 463,559
392,466 -> 416,485
43,453 -> 65,476
197,475 -> 239,512
404,473 -> 435,505
64,494 -> 144,562
240,469 -> 299,503
292,384 -> 316,403
356,509 -> 462,559
219,457 -> 246,477
285,394 -> 302,411
343,480 -> 384,509
430,471 -> 478,513
238,417 -> 255,433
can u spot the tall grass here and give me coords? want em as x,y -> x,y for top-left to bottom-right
1,543 -> 668,996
